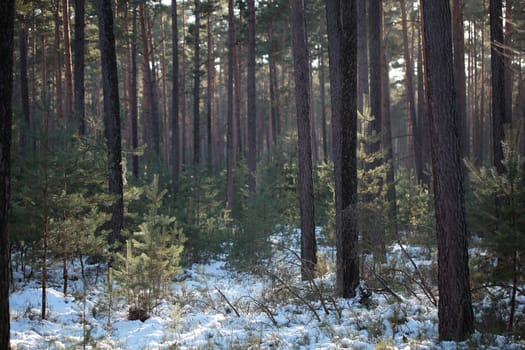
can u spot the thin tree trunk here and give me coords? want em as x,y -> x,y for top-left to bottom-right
54,0 -> 64,121
131,5 -> 139,178
0,0 -> 14,345
74,0 -> 85,135
19,25 -> 31,147
193,0 -> 201,164
172,0 -> 180,193
292,0 -> 316,281
160,12 -> 170,170
490,0 -> 508,173
247,0 -> 257,204
97,0 -> 125,246
226,0 -> 235,212
421,0 -> 474,340
62,0 -> 73,118
206,12 -> 215,173
357,0 -> 368,113
319,40 -> 328,162
234,42 -> 243,160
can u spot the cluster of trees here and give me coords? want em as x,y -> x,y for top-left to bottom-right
1,0 -> 524,347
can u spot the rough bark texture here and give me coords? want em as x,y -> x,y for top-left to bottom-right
490,0 -> 508,173
247,0 -> 257,204
452,0 -> 468,159
291,0 -> 316,281
326,0 -> 359,297
0,0 -> 14,347
172,0 -> 180,193
356,0 -> 369,112
368,0 -> 382,158
421,0 -> 474,341
96,0 -> 124,246
74,0 -> 86,135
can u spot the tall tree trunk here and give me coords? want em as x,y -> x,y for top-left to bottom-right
172,0 -> 180,193
292,0 -> 316,281
54,0 -> 64,121
62,0 -> 73,118
357,0 -> 368,112
400,0 -> 421,179
193,0 -> 201,164
226,0 -> 235,212
490,0 -> 508,173
421,0 -> 474,340
417,5 -> 431,186
504,2 -> 513,126
0,0 -> 14,346
97,0 -> 125,246
326,0 -> 359,297
452,0 -> 468,159
247,0 -> 257,204
131,6 -> 139,178
319,40 -> 328,162
206,12 -> 215,174
181,1 -> 188,165
19,24 -> 31,147
234,42 -> 243,160
381,4 -> 397,235
160,12 -> 170,170
74,0 -> 85,135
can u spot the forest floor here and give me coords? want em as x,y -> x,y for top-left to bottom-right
8,229 -> 525,349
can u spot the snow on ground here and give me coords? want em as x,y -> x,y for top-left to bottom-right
9,230 -> 525,349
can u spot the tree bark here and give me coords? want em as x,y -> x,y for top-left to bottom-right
131,5 -> 139,178
226,0 -> 235,212
319,40 -> 328,162
357,0 -> 369,112
490,0 -> 508,173
74,0 -> 86,135
160,12 -> 170,170
292,0 -> 316,281
0,0 -> 14,346
206,12 -> 215,174
326,0 -> 359,297
54,0 -> 64,121
19,25 -> 31,147
62,0 -> 73,118
193,0 -> 201,164
247,0 -> 257,204
172,0 -> 180,193
421,0 -> 474,340
96,0 -> 125,246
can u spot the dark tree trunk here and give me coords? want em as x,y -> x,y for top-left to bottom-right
291,0 -> 316,281
452,0 -> 468,159
0,0 -> 14,347
19,25 -> 31,147
490,0 -> 508,173
226,0 -> 235,212
96,0 -> 124,246
319,40 -> 328,162
247,0 -> 257,204
326,0 -> 359,297
234,42 -> 243,160
193,0 -> 201,164
421,0 -> 474,341
54,0 -> 64,121
357,0 -> 369,112
74,0 -> 86,135
206,13 -> 215,174
172,0 -> 180,193
160,13 -> 170,169
368,0 -> 382,158
131,5 -> 139,178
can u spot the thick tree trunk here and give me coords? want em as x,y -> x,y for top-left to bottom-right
452,0 -> 468,159
291,0 -> 316,281
326,0 -> 359,297
490,0 -> 508,173
0,0 -> 14,347
172,0 -> 180,194
74,0 -> 85,135
247,0 -> 257,204
357,0 -> 369,113
96,0 -> 125,246
421,0 -> 474,340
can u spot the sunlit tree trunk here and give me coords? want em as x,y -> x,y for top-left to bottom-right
62,0 -> 73,118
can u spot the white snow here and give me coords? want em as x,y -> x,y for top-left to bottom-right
8,230 -> 525,349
